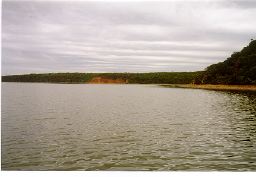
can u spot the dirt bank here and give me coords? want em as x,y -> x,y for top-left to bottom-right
88,77 -> 128,84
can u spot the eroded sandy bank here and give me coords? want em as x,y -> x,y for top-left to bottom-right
88,77 -> 128,84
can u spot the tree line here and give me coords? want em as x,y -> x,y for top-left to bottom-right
2,72 -> 201,84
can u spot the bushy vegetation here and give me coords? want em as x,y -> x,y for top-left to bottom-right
196,40 -> 256,85
2,73 -> 95,83
2,72 -> 202,84
126,72 -> 201,84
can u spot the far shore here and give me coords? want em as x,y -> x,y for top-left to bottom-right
160,84 -> 256,92
2,81 -> 256,92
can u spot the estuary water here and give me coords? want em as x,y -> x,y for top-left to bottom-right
1,83 -> 256,170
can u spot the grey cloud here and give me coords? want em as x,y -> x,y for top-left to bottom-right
2,0 -> 256,75
229,0 -> 256,9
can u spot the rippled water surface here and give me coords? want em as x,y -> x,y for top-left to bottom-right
2,83 -> 256,170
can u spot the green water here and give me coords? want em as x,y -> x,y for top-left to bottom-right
2,83 -> 256,170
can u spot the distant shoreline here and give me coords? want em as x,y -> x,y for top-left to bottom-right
161,84 -> 256,92
2,81 -> 256,92
1,72 -> 201,84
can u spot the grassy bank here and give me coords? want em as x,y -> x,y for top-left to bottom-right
161,84 -> 256,91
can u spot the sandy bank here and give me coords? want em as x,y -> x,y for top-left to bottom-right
161,84 -> 256,91
88,77 -> 128,84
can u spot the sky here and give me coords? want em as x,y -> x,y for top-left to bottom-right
2,0 -> 256,75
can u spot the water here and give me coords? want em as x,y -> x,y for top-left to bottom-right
1,83 -> 256,171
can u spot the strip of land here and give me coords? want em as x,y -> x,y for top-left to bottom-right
88,77 -> 128,84
1,72 -> 201,84
161,84 -> 256,91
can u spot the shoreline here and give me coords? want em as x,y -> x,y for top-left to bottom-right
160,84 -> 256,92
2,82 -> 256,91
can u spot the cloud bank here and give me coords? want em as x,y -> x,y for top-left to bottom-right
2,0 -> 256,75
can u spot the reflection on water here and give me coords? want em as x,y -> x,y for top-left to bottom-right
1,83 -> 256,170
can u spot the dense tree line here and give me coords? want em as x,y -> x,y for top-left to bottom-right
2,73 -> 94,83
196,40 -> 256,85
2,72 -> 201,84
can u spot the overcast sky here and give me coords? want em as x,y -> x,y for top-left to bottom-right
2,0 -> 256,75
